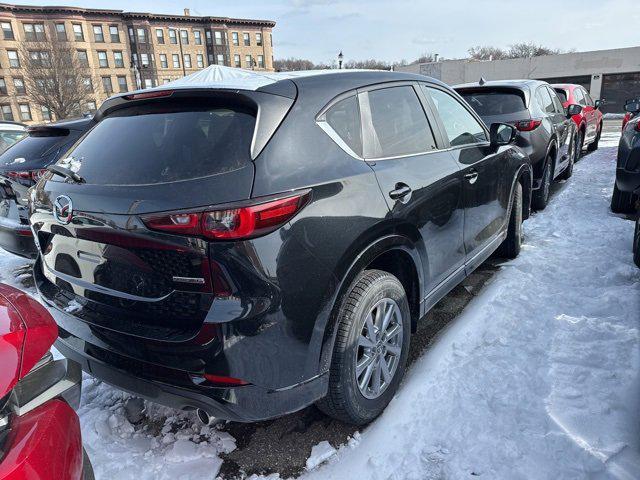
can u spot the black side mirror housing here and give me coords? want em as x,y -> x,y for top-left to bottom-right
594,99 -> 601,110
490,123 -> 517,148
566,104 -> 582,118
624,101 -> 640,113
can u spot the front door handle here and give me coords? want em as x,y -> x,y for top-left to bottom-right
464,170 -> 479,184
389,183 -> 412,202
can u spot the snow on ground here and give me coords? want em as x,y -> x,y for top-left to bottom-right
0,129 -> 638,479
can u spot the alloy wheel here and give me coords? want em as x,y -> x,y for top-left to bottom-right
355,298 -> 404,399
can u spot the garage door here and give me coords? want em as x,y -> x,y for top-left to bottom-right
600,72 -> 640,114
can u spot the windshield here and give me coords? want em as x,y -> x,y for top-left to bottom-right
56,99 -> 257,186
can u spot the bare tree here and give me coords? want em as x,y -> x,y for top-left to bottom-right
411,52 -> 437,64
273,57 -> 317,72
344,59 -> 391,70
19,32 -> 95,120
507,42 -> 560,58
468,46 -> 508,61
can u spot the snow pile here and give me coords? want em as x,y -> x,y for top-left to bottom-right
305,441 -> 337,470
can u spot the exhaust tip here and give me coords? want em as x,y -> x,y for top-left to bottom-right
196,408 -> 215,426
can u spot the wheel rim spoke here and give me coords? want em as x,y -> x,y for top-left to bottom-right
356,353 -> 374,376
358,361 -> 375,391
380,357 -> 392,384
365,313 -> 376,343
358,334 -> 375,349
385,344 -> 401,356
381,301 -> 394,333
371,359 -> 381,395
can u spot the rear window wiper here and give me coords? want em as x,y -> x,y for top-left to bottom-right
47,164 -> 85,184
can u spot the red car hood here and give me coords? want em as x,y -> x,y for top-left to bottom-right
0,284 -> 58,398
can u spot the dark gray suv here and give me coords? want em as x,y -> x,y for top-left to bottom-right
456,80 -> 581,210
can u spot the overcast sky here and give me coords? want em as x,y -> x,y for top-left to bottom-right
12,0 -> 640,63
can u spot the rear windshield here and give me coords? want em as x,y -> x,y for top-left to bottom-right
459,90 -> 526,116
554,89 -> 568,103
0,131 -> 78,169
56,99 -> 256,186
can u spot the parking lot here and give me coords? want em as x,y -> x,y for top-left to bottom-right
1,120 -> 637,479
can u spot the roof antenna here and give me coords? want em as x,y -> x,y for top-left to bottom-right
479,77 -> 486,85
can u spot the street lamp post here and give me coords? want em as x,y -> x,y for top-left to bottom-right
338,51 -> 343,70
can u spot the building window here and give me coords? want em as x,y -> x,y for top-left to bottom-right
159,54 -> 168,68
257,55 -> 264,69
72,23 -> 84,41
163,78 -> 170,84
234,54 -> 241,67
214,31 -> 223,45
256,32 -> 262,46
13,78 -> 25,95
155,28 -> 164,44
55,23 -> 67,41
0,78 -> 6,95
205,30 -> 212,44
194,30 -> 202,45
29,50 -> 50,67
128,27 -> 135,43
140,53 -> 150,67
245,55 -> 252,68
40,105 -> 52,121
196,54 -> 204,68
172,54 -> 180,68
1,22 -> 13,40
168,29 -> 177,44
1,105 -> 14,121
243,32 -> 250,46
137,28 -> 147,44
23,23 -> 46,41
117,76 -> 127,92
180,29 -> 189,45
86,101 -> 96,112
77,50 -> 89,67
113,51 -> 124,68
83,76 -> 92,92
19,104 -> 31,121
216,54 -> 225,66
144,78 -> 153,89
7,50 -> 19,68
109,25 -> 120,42
231,32 -> 239,46
208,54 -> 214,65
183,54 -> 191,68
93,25 -> 104,42
97,51 -> 108,68
101,76 -> 113,94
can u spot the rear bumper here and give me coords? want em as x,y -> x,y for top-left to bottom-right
615,168 -> 640,194
0,216 -> 37,258
55,335 -> 327,422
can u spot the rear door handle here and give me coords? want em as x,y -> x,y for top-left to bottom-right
389,183 -> 412,202
464,170 -> 479,184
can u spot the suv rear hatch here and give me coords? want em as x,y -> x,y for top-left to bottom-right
457,87 -> 530,126
31,88 -> 294,341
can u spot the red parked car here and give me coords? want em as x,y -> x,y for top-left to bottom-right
552,83 -> 603,155
0,283 -> 92,479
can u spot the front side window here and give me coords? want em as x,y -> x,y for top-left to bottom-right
367,86 -> 435,158
573,87 -> 586,106
424,86 -> 487,147
93,25 -> 104,42
548,87 -> 564,113
321,95 -> 362,157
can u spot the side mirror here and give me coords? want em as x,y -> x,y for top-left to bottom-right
566,104 -> 582,118
490,123 -> 517,148
594,99 -> 602,110
624,101 -> 640,113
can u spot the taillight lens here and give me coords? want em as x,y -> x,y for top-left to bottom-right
515,119 -> 542,132
143,192 -> 310,241
4,169 -> 47,181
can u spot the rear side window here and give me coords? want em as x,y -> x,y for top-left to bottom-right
459,90 -> 526,116
554,89 -> 568,103
366,86 -> 434,158
323,95 -> 362,157
573,87 -> 586,106
57,99 -> 256,185
536,87 -> 555,114
424,86 -> 488,147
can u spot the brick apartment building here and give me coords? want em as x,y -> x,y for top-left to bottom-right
0,3 -> 275,123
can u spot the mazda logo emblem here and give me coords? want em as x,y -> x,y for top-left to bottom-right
53,195 -> 73,225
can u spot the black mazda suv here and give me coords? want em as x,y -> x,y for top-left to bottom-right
30,70 -> 532,425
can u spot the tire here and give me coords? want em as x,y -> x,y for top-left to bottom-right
495,182 -> 523,259
559,134 -> 576,181
633,216 -> 640,269
532,157 -> 552,210
587,124 -> 601,152
575,129 -> 584,160
317,269 -> 411,425
611,184 -> 636,214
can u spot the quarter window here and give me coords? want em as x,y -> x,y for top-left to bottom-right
535,87 -> 555,115
424,86 -> 488,147
322,95 -> 362,157
367,86 -> 435,158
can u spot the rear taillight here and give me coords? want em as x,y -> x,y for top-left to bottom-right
5,169 -> 46,181
123,90 -> 174,100
515,119 -> 542,132
142,192 -> 310,241
190,373 -> 250,387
